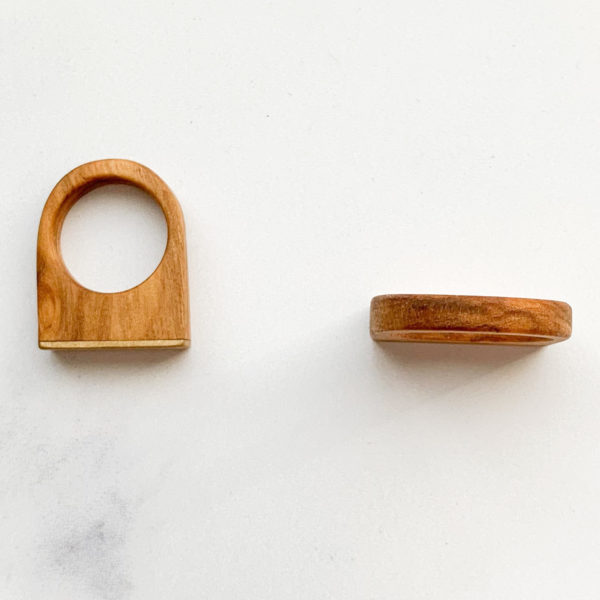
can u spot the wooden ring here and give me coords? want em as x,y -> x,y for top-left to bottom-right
370,294 -> 572,345
37,159 -> 190,349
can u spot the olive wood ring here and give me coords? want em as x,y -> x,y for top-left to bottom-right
37,159 -> 190,349
370,294 -> 572,345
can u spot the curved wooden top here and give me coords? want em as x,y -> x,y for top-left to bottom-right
37,159 -> 190,349
38,159 -> 185,269
370,294 -> 572,345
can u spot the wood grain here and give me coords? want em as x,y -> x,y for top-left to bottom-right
370,294 -> 571,345
37,159 -> 190,349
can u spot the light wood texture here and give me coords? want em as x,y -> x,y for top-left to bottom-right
370,294 -> 571,345
38,340 -> 188,350
37,159 -> 190,349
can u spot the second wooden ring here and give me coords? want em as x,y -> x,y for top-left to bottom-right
370,294 -> 572,346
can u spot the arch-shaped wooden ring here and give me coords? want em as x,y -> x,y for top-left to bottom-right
370,294 -> 571,345
37,159 -> 190,349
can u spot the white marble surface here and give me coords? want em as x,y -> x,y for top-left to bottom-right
2,1 -> 600,598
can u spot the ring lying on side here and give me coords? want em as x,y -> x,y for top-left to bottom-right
370,294 -> 572,346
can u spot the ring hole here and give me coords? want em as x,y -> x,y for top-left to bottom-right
60,184 -> 168,293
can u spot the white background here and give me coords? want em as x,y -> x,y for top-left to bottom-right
2,1 -> 600,598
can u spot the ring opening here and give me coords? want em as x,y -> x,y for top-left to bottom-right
60,184 -> 168,293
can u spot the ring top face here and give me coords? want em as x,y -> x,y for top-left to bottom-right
37,159 -> 190,350
370,294 -> 572,346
